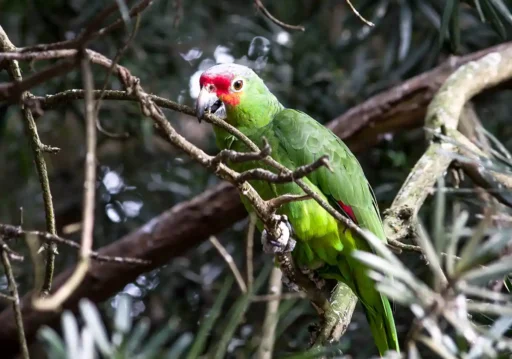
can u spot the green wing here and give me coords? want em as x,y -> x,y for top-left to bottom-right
271,109 -> 399,355
271,109 -> 386,241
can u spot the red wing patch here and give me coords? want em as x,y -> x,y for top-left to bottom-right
337,201 -> 358,224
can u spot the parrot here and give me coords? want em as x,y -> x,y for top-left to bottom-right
196,63 -> 399,355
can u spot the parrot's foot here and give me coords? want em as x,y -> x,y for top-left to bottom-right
261,215 -> 296,254
300,267 -> 326,291
281,273 -> 300,292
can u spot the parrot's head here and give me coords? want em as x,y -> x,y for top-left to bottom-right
196,63 -> 280,128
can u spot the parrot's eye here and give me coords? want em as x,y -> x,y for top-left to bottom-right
232,79 -> 244,92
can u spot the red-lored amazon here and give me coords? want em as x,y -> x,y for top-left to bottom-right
196,63 -> 399,355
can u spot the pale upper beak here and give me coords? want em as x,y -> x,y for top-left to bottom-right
196,86 -> 222,122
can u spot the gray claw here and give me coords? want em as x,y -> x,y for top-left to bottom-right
281,273 -> 300,292
261,215 -> 297,254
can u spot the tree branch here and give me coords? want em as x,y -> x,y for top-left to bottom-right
0,224 -> 149,265
256,267 -> 282,359
0,27 -> 59,296
0,240 -> 29,359
32,51 -> 99,311
253,0 -> 305,31
383,47 -> 512,246
328,41 -> 512,153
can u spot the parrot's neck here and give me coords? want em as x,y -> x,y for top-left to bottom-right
215,92 -> 283,149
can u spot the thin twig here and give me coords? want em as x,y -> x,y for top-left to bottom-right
345,0 -> 375,27
1,241 -> 29,359
246,213 -> 257,292
18,0 -> 152,52
0,224 -> 149,265
267,194 -> 311,212
94,13 -> 141,138
252,292 -> 306,302
254,0 -> 305,31
209,236 -> 247,294
257,267 -> 282,359
0,27 -> 59,296
236,156 -> 331,184
33,52 -> 98,311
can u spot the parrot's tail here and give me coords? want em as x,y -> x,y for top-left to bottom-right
364,291 -> 400,356
339,256 -> 400,356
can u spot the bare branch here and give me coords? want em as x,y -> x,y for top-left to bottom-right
267,194 -> 311,212
0,224 -> 149,265
0,240 -> 29,359
253,0 -> 305,31
252,292 -> 306,302
18,0 -> 152,52
209,236 -> 247,294
33,52 -> 98,311
344,0 -> 375,27
236,156 -> 331,184
246,213 -> 257,293
0,27 -> 59,295
312,283 -> 357,346
257,267 -> 282,359
383,48 -> 512,246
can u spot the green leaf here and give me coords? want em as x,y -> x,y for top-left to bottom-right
186,276 -> 234,359
360,229 -> 403,267
81,327 -> 96,359
114,295 -> 133,335
480,0 -> 507,39
398,1 -> 413,61
352,250 -> 417,287
38,327 -> 67,359
488,0 -> 512,26
462,257 -> 512,285
455,217 -> 489,275
125,317 -> 151,354
439,0 -> 456,49
62,311 -> 80,359
138,318 -> 179,358
210,263 -> 272,359
79,299 -> 113,356
449,0 -> 461,52
446,211 -> 469,277
165,333 -> 194,359
488,316 -> 512,339
474,0 -> 487,21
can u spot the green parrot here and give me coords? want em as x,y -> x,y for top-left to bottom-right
196,63 -> 399,355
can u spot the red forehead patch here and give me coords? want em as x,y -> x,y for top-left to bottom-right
199,73 -> 233,94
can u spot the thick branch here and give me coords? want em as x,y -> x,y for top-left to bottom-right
383,47 -> 512,244
328,41 -> 512,153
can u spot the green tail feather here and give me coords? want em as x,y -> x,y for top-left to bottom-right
365,293 -> 400,356
338,257 -> 400,356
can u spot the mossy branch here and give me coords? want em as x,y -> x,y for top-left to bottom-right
383,47 -> 512,248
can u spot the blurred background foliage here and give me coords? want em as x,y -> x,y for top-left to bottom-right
0,0 -> 512,358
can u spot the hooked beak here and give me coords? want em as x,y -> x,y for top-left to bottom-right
196,87 -> 222,123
